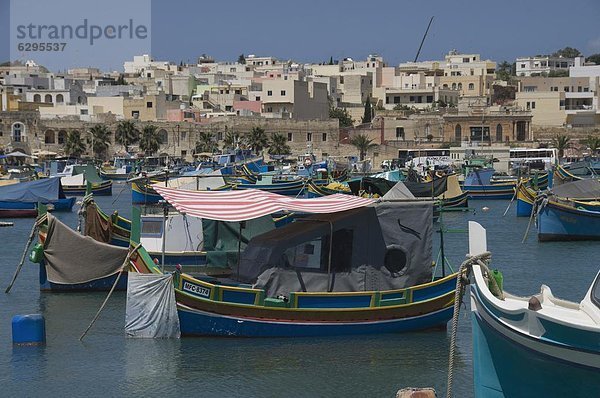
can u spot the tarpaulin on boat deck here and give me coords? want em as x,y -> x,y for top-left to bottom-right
239,201 -> 433,295
43,213 -> 128,284
0,177 -> 64,202
549,178 -> 600,199
382,181 -> 415,200
404,175 -> 448,198
202,215 -> 275,268
348,177 -> 396,197
73,164 -> 104,184
84,202 -> 114,243
437,174 -> 463,199
151,185 -> 376,222
125,273 -> 180,338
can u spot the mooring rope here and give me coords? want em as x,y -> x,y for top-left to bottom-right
446,251 -> 491,398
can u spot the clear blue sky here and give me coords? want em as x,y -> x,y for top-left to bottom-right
2,0 -> 600,71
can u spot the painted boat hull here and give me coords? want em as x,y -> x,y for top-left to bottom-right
465,185 -> 515,200
471,286 -> 600,397
131,182 -> 162,204
38,261 -> 128,292
537,201 -> 600,241
0,197 -> 75,212
63,181 -> 112,196
178,304 -> 453,337
0,208 -> 38,218
100,170 -> 133,181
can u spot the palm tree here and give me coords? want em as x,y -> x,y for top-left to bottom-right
88,124 -> 111,160
552,134 -> 571,158
114,120 -> 140,152
585,135 -> 600,155
350,134 -> 378,161
246,127 -> 269,154
268,133 -> 291,155
138,125 -> 162,156
64,131 -> 87,158
223,132 -> 242,151
195,131 -> 216,153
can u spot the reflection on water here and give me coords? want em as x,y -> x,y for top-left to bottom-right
0,185 -> 598,397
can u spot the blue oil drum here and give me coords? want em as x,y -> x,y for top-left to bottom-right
12,314 -> 46,346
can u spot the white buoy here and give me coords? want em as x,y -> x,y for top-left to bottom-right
482,206 -> 490,212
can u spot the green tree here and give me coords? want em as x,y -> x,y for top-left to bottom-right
238,54 -> 246,64
115,120 -> 140,151
328,56 -> 334,65
195,131 -> 216,153
64,131 -> 87,157
350,134 -> 377,161
223,132 -> 242,151
552,47 -> 581,58
496,61 -> 513,81
115,74 -> 126,85
552,134 -> 571,158
88,124 -> 111,160
361,96 -> 373,124
548,70 -> 569,77
138,125 -> 162,155
586,54 -> 600,65
585,135 -> 600,155
268,133 -> 291,155
329,107 -> 353,127
246,126 -> 269,153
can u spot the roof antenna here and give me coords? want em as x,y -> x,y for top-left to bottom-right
414,16 -> 434,62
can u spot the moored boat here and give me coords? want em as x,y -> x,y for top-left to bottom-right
0,178 -> 75,218
467,221 -> 600,397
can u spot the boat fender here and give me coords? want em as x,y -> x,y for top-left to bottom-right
528,296 -> 542,311
276,294 -> 288,303
29,243 -> 44,264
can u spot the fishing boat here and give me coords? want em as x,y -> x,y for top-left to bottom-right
0,178 -> 75,218
554,164 -> 585,184
467,221 -> 600,397
60,164 -> 112,196
227,175 -> 308,196
463,168 -> 516,200
131,171 -> 228,204
515,182 -> 537,217
536,179 -> 600,241
100,157 -> 135,181
127,186 -> 457,337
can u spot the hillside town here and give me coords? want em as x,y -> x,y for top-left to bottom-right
1,47 -> 599,165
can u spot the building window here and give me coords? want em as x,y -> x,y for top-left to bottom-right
457,83 -> 463,90
256,96 -> 260,101
44,130 -> 55,144
468,83 -> 475,90
280,90 -> 286,96
426,96 -> 433,103
393,96 -> 400,104
45,94 -> 53,103
267,107 -> 273,112
564,86 -> 569,92
267,90 -> 273,96
531,102 -> 536,109
526,102 -> 530,110
56,94 -> 64,103
307,133 -> 312,142
158,129 -> 168,144
33,94 -> 41,102
322,152 -> 328,157
181,150 -> 187,157
454,124 -> 462,142
496,124 -> 503,142
452,83 -> 457,90
58,130 -> 67,144
396,127 -> 405,140
322,133 -> 327,142
147,102 -> 153,108
470,126 -> 490,142
287,133 -> 293,142
132,111 -> 140,118
12,123 -> 24,142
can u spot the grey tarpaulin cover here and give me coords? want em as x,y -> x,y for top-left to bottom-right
382,181 -> 416,200
43,213 -> 128,284
549,178 -> 600,199
239,201 -> 433,297
125,273 -> 180,338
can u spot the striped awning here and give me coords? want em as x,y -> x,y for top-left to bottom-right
152,185 -> 377,222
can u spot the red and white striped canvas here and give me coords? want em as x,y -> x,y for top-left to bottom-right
152,185 -> 376,222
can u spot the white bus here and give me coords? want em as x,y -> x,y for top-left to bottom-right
509,148 -> 557,170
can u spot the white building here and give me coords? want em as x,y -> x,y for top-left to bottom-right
515,56 -> 575,77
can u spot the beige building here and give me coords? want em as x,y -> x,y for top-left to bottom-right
260,79 -> 329,120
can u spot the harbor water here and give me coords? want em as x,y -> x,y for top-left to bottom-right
1,184 -> 599,397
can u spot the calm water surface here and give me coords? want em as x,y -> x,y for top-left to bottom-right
1,184 -> 598,397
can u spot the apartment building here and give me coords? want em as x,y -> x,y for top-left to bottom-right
515,56 -> 575,77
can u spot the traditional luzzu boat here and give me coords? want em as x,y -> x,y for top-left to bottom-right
100,157 -> 135,181
515,181 -> 538,217
463,168 -> 516,200
131,170 -> 229,204
0,178 -> 75,218
127,185 -> 457,337
536,179 -> 600,241
466,221 -> 600,397
60,164 -> 112,196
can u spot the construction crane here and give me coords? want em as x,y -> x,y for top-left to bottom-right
414,16 -> 434,63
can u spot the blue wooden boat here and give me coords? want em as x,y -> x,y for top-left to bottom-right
0,178 -> 75,217
60,164 -> 112,196
468,221 -> 600,397
463,169 -> 516,200
228,175 -> 307,196
537,201 -> 600,241
129,189 -> 457,337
